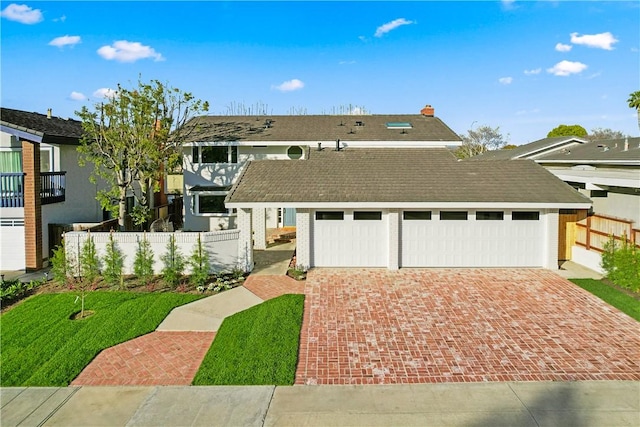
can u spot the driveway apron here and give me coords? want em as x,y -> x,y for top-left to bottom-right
295,268 -> 640,385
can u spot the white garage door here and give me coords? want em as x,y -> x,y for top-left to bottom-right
0,219 -> 26,270
401,210 -> 544,267
312,210 -> 387,267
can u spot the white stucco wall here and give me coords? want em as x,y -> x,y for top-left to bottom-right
571,245 -> 604,274
182,144 -> 304,231
583,190 -> 640,225
41,144 -> 103,260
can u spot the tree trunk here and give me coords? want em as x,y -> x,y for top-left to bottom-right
118,186 -> 127,231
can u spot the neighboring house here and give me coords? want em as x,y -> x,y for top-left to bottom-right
472,136 -> 640,224
0,108 -> 103,271
181,105 -> 461,241
225,147 -> 591,270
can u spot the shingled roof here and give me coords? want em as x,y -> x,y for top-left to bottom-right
0,107 -> 83,144
471,136 -> 588,161
226,148 -> 591,206
471,136 -> 640,165
181,115 -> 461,144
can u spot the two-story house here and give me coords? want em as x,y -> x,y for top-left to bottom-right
0,108 -> 104,271
181,106 -> 462,237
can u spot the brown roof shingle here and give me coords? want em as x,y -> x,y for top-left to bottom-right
226,148 -> 591,205
0,107 -> 83,144
182,115 -> 461,143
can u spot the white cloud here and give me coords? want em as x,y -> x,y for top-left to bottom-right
555,43 -> 572,52
499,77 -> 513,85
49,35 -> 81,48
547,60 -> 588,76
339,60 -> 356,65
272,79 -> 305,92
570,32 -> 618,50
97,40 -> 164,62
501,0 -> 516,10
93,88 -> 117,99
374,18 -> 414,37
53,15 -> 66,22
524,68 -> 541,75
1,3 -> 43,24
69,91 -> 86,101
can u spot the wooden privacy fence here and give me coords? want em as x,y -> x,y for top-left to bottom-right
575,214 -> 640,252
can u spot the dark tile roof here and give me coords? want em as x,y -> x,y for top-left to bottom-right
0,107 -> 83,144
536,137 -> 640,163
181,115 -> 461,144
471,137 -> 587,161
226,148 -> 591,205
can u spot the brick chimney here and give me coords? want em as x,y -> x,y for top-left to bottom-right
420,104 -> 434,117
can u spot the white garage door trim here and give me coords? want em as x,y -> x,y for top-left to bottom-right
401,209 -> 545,267
312,209 -> 388,267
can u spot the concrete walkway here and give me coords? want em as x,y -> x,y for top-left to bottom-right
2,381 -> 639,426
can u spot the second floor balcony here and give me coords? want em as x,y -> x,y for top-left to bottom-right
0,171 -> 67,207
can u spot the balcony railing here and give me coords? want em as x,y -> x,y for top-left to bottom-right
0,171 -> 67,207
41,171 -> 66,205
0,172 -> 25,207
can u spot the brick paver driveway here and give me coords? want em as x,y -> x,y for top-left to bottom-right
295,269 -> 640,385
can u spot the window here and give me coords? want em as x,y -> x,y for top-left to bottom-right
403,211 -> 432,220
354,211 -> 382,220
476,211 -> 504,221
40,148 -> 52,172
287,146 -> 303,159
590,190 -> 608,198
512,211 -> 540,221
385,122 -> 412,129
197,195 -> 227,214
192,146 -> 238,164
316,211 -> 344,220
440,211 -> 468,220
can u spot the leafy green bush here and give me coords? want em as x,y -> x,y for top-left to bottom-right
0,279 -> 44,305
189,234 -> 210,287
103,231 -> 125,289
50,239 -> 74,286
161,235 -> 185,288
79,234 -> 101,286
133,235 -> 155,285
601,235 -> 640,292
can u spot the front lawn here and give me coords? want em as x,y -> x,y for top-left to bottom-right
193,294 -> 305,385
570,279 -> 640,321
0,292 -> 202,386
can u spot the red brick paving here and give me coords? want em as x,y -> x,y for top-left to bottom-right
295,268 -> 640,385
72,331 -> 215,386
244,275 -> 305,300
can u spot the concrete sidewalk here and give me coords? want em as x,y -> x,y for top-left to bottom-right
2,381 -> 638,426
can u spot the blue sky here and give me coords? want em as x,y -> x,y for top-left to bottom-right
1,1 -> 638,144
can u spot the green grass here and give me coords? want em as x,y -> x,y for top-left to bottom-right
0,291 -> 202,386
193,294 -> 305,385
570,279 -> 640,321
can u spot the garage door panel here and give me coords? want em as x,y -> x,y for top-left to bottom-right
313,211 -> 387,267
401,211 -> 544,267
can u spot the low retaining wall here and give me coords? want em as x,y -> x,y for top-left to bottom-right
64,230 -> 241,275
571,245 -> 604,275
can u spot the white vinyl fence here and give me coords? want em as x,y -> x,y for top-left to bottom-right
64,230 -> 242,276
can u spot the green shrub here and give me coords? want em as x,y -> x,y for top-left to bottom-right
50,239 -> 74,286
189,234 -> 210,287
79,233 -> 101,286
133,235 -> 155,285
161,235 -> 185,288
103,231 -> 125,289
0,279 -> 44,305
601,235 -> 640,292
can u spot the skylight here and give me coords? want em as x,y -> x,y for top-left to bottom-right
386,122 -> 412,129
